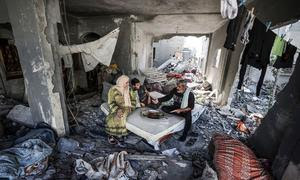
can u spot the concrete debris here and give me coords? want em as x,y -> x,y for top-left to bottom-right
57,138 -> 80,153
161,148 -> 180,157
200,162 -> 218,180
0,75 -> 276,179
142,68 -> 168,83
6,105 -> 36,128
126,154 -> 167,161
141,169 -> 159,180
75,151 -> 137,180
157,58 -> 177,71
246,104 -> 257,113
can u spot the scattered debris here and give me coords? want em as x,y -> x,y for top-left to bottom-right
162,148 -> 180,157
57,138 -> 80,153
0,73 -> 277,179
75,151 -> 137,180
0,139 -> 53,179
6,105 -> 35,128
200,162 -> 218,180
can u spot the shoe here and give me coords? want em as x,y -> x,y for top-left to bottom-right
178,136 -> 187,142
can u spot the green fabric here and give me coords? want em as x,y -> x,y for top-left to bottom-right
271,36 -> 286,57
105,87 -> 136,137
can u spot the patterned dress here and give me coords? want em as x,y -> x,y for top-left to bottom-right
105,87 -> 137,137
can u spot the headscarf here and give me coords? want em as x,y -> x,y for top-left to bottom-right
114,75 -> 131,107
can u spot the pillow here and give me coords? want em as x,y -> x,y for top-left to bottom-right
212,134 -> 271,180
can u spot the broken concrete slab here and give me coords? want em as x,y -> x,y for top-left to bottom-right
6,105 -> 35,128
57,138 -> 79,153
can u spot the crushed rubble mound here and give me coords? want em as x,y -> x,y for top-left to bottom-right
0,73 -> 277,179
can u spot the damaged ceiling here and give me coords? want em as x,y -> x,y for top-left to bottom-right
65,0 -> 300,28
64,0 -> 220,16
246,0 -> 300,27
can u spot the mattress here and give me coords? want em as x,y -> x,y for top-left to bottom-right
126,104 -> 205,149
100,91 -> 206,150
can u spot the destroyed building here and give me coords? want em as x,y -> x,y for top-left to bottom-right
0,0 -> 300,179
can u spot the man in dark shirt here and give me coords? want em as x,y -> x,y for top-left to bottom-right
154,80 -> 195,141
131,78 -> 150,107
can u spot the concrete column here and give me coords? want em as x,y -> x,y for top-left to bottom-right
5,0 -> 69,136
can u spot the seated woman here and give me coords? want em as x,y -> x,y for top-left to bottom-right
105,75 -> 136,144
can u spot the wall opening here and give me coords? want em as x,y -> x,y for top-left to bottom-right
152,35 -> 210,74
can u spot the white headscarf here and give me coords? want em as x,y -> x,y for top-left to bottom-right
114,75 -> 131,107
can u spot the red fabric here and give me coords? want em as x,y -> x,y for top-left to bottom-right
212,134 -> 271,180
236,120 -> 250,134
166,73 -> 183,78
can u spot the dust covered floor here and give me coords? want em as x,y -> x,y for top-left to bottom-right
0,79 -> 277,179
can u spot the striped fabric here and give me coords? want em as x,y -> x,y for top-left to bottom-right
212,134 -> 271,180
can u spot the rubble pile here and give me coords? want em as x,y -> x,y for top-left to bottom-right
0,68 -> 281,179
231,80 -> 275,115
0,95 -> 27,149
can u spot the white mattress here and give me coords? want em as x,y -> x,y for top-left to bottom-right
100,99 -> 206,150
127,104 -> 205,149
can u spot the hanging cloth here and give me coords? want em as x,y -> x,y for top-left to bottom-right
221,0 -> 238,19
59,28 -> 120,72
237,18 -> 276,96
271,36 -> 286,57
241,10 -> 255,45
273,43 -> 297,69
224,6 -> 246,51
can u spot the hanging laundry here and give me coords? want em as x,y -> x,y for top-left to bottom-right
59,28 -> 120,72
273,43 -> 297,69
224,6 -> 246,51
271,36 -> 286,57
240,10 -> 255,45
237,18 -> 276,96
220,0 -> 238,19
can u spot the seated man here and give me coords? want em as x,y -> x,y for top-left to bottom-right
131,78 -> 153,107
153,79 -> 195,141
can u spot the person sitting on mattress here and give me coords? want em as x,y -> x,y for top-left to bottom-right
105,75 -> 137,144
131,78 -> 158,109
153,79 -> 195,141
